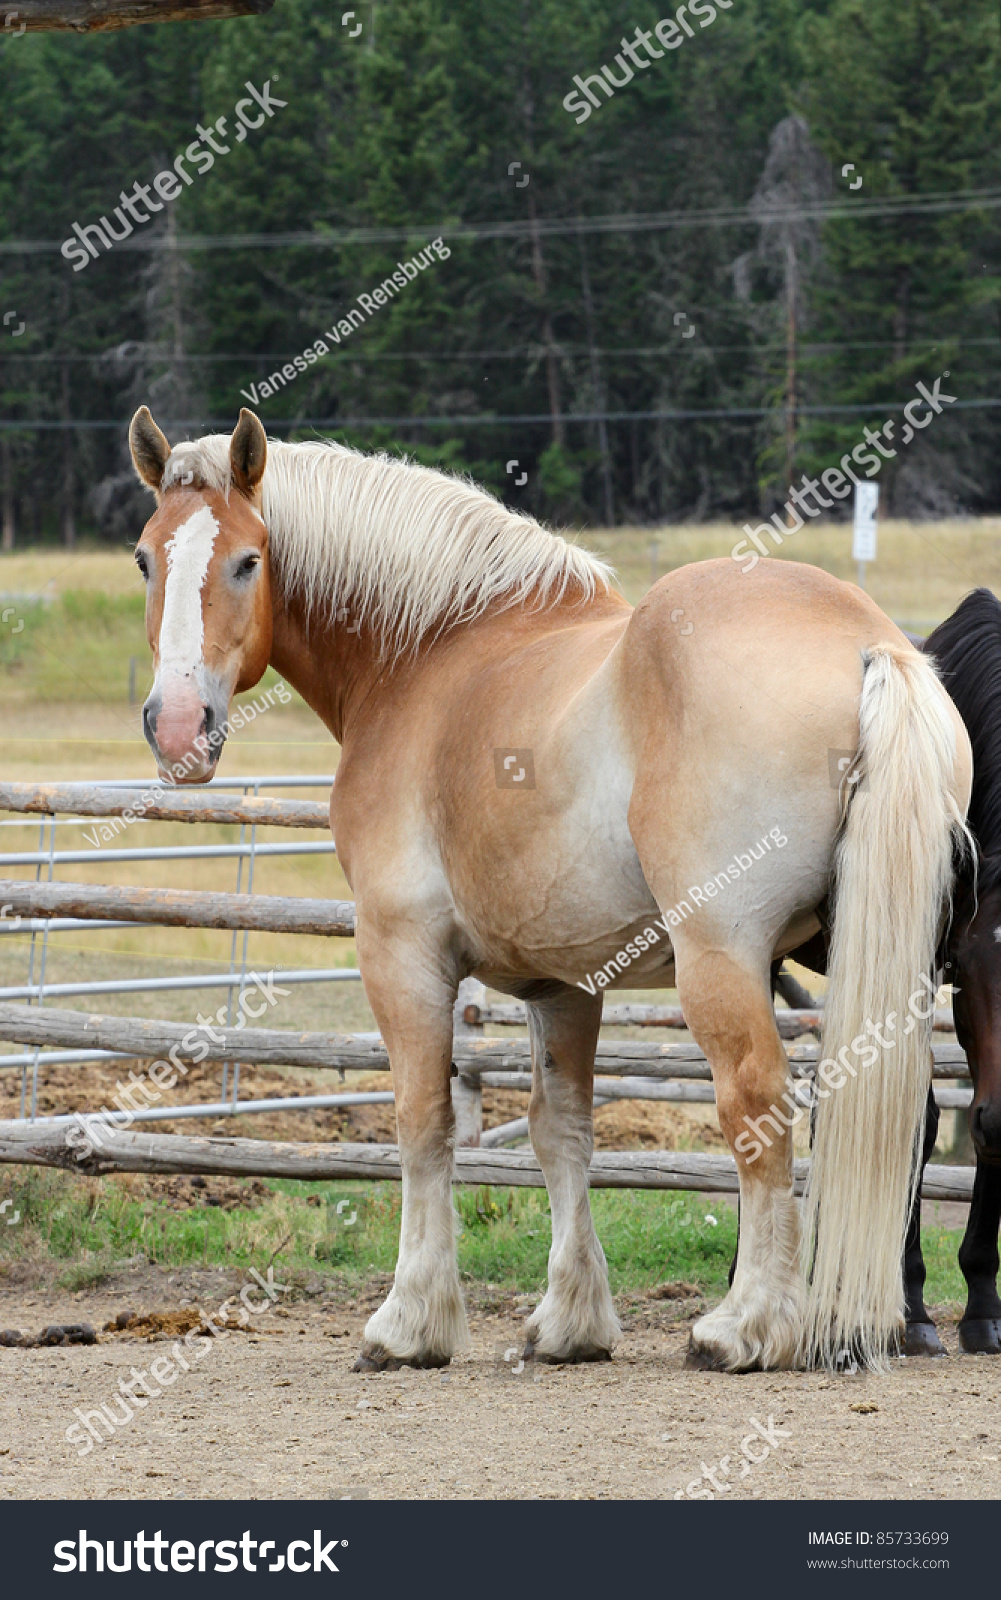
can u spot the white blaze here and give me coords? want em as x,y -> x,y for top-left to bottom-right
159,506 -> 219,680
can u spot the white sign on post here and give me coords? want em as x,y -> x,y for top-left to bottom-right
852,482 -> 879,564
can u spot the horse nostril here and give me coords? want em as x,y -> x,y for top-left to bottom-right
198,703 -> 225,761
143,702 -> 158,742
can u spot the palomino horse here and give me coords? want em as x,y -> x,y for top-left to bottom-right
127,405 -> 972,1373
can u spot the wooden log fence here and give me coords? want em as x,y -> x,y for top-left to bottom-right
467,1001 -> 958,1037
0,1002 -> 973,1081
0,781 -> 328,831
0,880 -> 355,938
0,1121 -> 976,1202
8,1 -> 272,31
0,1003 -> 383,1073
0,783 -> 976,1193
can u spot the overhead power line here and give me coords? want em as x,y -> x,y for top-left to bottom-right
1,186 -> 999,256
2,399 -> 998,432
1,337 -> 997,365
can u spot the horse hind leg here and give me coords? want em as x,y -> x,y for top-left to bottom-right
902,1085 -> 946,1356
676,946 -> 805,1371
521,984 -> 620,1363
958,1160 -> 1001,1354
724,959 -> 816,1290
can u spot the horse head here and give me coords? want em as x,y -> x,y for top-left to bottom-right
129,405 -> 272,783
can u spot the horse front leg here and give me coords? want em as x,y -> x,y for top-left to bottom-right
521,983 -> 621,1363
902,1084 -> 946,1355
352,929 -> 469,1370
958,1160 -> 1001,1354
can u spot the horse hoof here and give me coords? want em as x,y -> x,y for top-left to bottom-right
352,1351 -> 396,1372
958,1318 -> 1001,1355
522,1338 -> 611,1365
902,1321 -> 946,1358
352,1348 -> 451,1372
685,1336 -> 730,1372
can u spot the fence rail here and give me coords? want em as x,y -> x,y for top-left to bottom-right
467,1001 -> 958,1036
0,843 -> 336,868
0,781 -> 330,830
0,1001 -> 973,1080
0,1003 -> 384,1072
0,879 -> 355,937
0,968 -> 357,1004
0,1122 -> 975,1202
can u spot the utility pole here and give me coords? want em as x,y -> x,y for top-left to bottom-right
525,189 -> 563,450
1,437 -> 14,551
521,44 -> 563,451
783,239 -> 797,490
577,231 -> 613,525
60,361 -> 75,548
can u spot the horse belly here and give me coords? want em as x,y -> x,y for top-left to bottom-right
459,763 -> 677,991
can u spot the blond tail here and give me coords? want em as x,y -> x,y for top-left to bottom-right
800,643 -> 970,1371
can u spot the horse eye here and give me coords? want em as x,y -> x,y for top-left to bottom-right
135,550 -> 149,581
235,554 -> 259,580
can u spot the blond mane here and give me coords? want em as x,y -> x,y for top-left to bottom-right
160,435 -> 612,657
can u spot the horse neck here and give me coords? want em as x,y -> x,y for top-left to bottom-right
268,582 -> 388,746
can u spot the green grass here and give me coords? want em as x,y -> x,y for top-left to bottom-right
0,1168 -> 969,1309
0,592 -> 147,703
0,589 -> 292,706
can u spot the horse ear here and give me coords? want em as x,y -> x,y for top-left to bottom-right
129,406 -> 171,491
230,408 -> 267,497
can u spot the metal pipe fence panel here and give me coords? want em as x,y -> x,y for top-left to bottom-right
0,842 -> 336,866
0,966 -> 361,1002
0,773 -> 345,1123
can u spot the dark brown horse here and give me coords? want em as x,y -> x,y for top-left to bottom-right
907,589 -> 1001,1354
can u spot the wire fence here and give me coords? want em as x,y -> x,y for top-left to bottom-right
0,773 -> 364,1120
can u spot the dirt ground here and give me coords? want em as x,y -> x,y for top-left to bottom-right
1,1257 -> 999,1502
